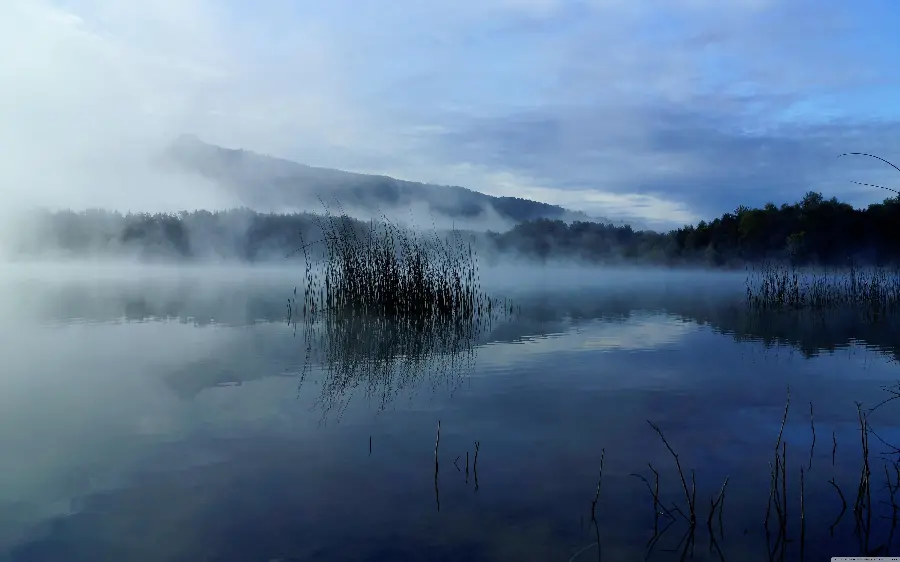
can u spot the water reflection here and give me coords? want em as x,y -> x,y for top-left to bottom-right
3,268 -> 898,363
0,266 -> 898,561
295,310 -> 486,420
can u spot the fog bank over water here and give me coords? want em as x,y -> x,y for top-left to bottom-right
475,262 -> 746,292
0,261 -> 749,302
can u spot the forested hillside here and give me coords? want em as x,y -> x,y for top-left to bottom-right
163,135 -> 604,228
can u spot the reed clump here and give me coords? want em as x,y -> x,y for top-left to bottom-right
290,204 -> 513,323
287,204 -> 515,417
746,261 -> 900,314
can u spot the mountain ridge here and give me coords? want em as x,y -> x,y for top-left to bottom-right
162,135 -> 624,230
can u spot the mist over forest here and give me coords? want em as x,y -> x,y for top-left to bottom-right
160,135 -> 609,231
4,138 -> 899,267
5,136 -> 899,267
5,189 -> 899,267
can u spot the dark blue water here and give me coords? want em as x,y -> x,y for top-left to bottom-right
1,264 -> 898,561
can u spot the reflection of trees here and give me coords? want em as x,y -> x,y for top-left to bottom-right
12,277 -> 294,327
692,307 -> 900,361
15,277 -> 899,400
295,311 -> 490,419
491,288 -> 900,363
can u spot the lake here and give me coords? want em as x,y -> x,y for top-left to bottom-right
1,263 -> 899,562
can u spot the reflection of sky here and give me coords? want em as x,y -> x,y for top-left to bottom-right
474,313 -> 698,370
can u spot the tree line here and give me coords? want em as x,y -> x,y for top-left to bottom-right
6,191 -> 900,266
489,191 -> 900,266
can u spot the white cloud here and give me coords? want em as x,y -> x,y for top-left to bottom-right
427,165 -> 699,226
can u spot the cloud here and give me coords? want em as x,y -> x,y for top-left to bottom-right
2,0 -> 898,229
433,106 -> 900,226
415,0 -> 900,225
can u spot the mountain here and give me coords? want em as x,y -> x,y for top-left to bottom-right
161,135 -> 621,230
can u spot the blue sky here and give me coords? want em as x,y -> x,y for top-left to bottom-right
2,0 -> 900,229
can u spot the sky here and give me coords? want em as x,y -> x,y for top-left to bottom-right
1,0 -> 900,230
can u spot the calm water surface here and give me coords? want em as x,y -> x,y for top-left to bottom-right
1,264 -> 899,562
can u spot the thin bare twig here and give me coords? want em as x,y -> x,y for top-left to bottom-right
707,477 -> 729,538
828,478 -> 847,536
808,402 -> 816,471
800,467 -> 806,561
838,152 -> 900,196
648,421 -> 696,523
591,448 -> 606,522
